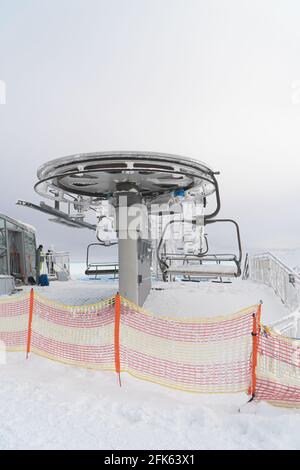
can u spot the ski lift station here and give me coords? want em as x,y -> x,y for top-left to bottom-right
0,149 -> 298,416
17,151 -> 243,306
14,150 -> 299,322
2,4 -> 300,449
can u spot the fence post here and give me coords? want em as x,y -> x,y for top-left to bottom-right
26,288 -> 34,359
249,301 -> 262,398
114,292 -> 121,386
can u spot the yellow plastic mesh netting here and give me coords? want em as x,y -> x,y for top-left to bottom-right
1,290 -> 299,405
0,293 -> 29,351
118,297 -> 256,393
0,292 -> 115,370
0,291 -> 256,393
255,325 -> 300,407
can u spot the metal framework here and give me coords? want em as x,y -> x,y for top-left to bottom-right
33,151 -> 219,211
18,151 -> 238,305
249,251 -> 300,339
45,251 -> 70,281
22,152 -> 220,304
250,251 -> 300,311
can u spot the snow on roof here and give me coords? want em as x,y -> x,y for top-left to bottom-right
0,212 -> 36,233
15,220 -> 36,233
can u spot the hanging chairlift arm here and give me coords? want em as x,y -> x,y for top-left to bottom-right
16,200 -> 97,230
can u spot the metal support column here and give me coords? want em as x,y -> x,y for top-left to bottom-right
116,184 -> 151,306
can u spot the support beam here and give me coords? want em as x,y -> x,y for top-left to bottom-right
115,184 -> 151,306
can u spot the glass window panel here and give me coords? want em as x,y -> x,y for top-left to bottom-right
0,217 -> 6,248
0,247 -> 8,275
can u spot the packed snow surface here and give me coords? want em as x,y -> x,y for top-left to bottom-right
1,353 -> 299,450
1,271 -> 297,450
29,277 -> 289,323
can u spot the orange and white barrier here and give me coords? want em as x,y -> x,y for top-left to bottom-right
0,293 -> 29,351
0,290 -> 299,406
255,326 -> 300,407
0,290 -> 115,370
118,297 -> 255,393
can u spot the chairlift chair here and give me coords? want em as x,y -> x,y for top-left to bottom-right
157,218 -> 242,282
85,243 -> 118,278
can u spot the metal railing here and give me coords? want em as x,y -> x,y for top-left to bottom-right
270,312 -> 300,339
250,252 -> 300,311
45,251 -> 70,280
249,251 -> 300,337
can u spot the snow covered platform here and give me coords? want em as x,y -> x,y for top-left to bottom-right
145,279 -> 290,323
24,279 -> 118,306
22,277 -> 290,324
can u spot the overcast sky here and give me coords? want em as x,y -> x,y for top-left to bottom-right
0,0 -> 299,260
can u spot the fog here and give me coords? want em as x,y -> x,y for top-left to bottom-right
0,0 -> 299,260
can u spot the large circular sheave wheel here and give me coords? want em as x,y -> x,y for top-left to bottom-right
35,151 -> 217,201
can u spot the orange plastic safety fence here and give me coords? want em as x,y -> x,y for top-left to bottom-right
26,288 -> 34,359
31,294 -> 115,370
248,303 -> 262,397
255,326 -> 300,407
0,290 -> 299,406
118,297 -> 255,393
0,293 -> 29,351
114,292 -> 121,386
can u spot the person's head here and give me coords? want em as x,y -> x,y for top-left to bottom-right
38,244 -> 43,251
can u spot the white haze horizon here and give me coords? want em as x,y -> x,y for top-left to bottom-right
1,0 -> 300,261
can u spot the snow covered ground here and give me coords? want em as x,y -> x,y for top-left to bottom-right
1,262 -> 298,450
29,276 -> 289,324
144,280 -> 289,322
1,353 -> 300,450
30,279 -> 118,306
